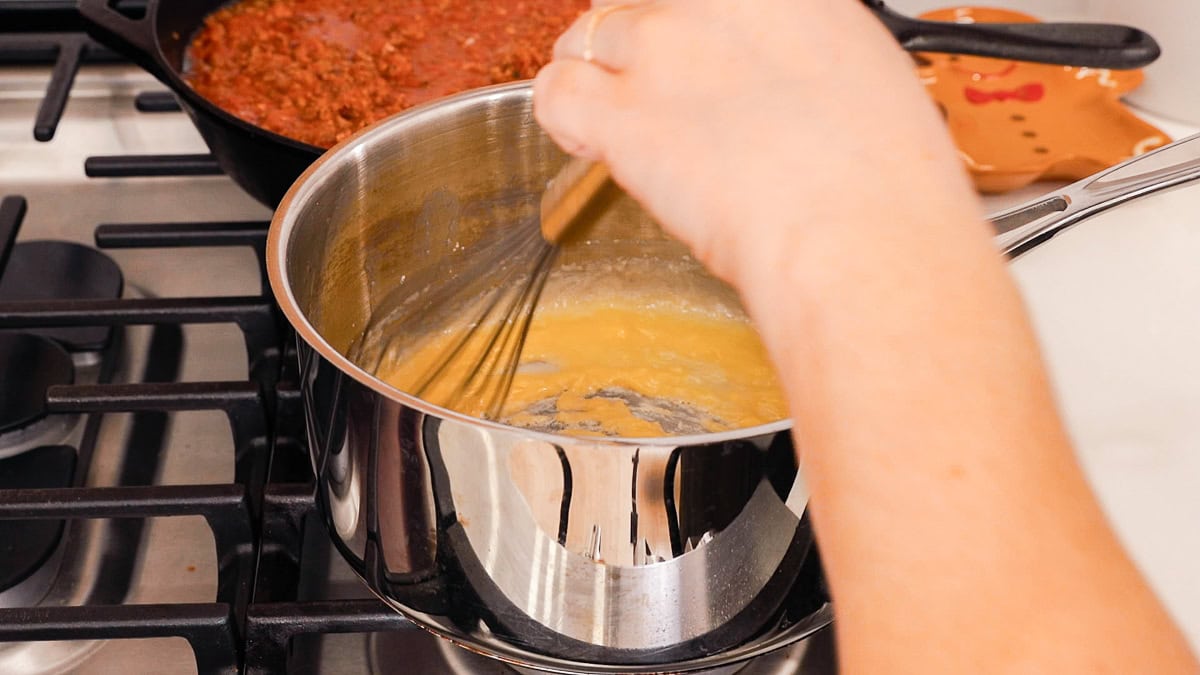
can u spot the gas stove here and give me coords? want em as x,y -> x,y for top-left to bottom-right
5,2 -> 1200,674
0,4 -> 838,673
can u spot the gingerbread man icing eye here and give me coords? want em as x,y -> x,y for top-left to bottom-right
916,6 -> 1169,193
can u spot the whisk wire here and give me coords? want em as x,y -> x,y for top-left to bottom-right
474,244 -> 559,418
416,240 -> 557,418
356,219 -> 542,376
353,159 -> 609,423
379,219 -> 558,419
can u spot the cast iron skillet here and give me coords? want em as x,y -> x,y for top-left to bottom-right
78,0 -> 323,207
78,0 -> 1161,208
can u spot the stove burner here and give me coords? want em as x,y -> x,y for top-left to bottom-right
0,445 -> 76,595
0,241 -> 123,351
0,333 -> 73,435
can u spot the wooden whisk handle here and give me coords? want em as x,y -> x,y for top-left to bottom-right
540,157 -> 612,243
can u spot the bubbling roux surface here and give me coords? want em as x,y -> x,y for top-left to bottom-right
374,300 -> 787,437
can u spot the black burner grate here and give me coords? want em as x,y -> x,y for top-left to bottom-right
0,7 -> 411,667
0,196 -> 409,673
0,0 -> 137,141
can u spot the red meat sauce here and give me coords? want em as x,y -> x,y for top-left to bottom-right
186,0 -> 588,148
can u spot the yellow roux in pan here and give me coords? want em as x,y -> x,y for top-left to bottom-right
374,300 -> 788,437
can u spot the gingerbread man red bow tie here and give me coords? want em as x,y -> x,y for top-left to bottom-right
964,82 -> 1045,104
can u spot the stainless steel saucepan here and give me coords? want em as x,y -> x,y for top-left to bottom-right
267,82 -> 827,673
266,77 -> 1200,672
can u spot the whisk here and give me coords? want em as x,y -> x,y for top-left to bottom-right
352,157 -> 613,420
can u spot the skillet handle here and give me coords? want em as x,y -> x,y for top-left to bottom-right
77,0 -> 168,80
991,133 -> 1200,256
865,0 -> 1160,69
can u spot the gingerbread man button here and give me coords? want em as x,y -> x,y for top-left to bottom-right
917,7 -> 1170,193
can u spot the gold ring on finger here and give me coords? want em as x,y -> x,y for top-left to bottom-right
584,3 -> 633,64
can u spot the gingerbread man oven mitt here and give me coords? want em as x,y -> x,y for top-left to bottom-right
916,7 -> 1170,193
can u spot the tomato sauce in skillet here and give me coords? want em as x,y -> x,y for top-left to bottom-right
186,0 -> 588,148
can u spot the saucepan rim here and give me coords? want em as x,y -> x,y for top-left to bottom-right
266,81 -> 794,447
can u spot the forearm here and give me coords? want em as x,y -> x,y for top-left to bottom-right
741,200 -> 1197,672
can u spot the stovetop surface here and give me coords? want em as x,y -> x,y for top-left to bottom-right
0,44 -> 836,675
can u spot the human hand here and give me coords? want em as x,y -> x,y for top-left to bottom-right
533,0 -> 980,294
538,7 -> 1200,672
